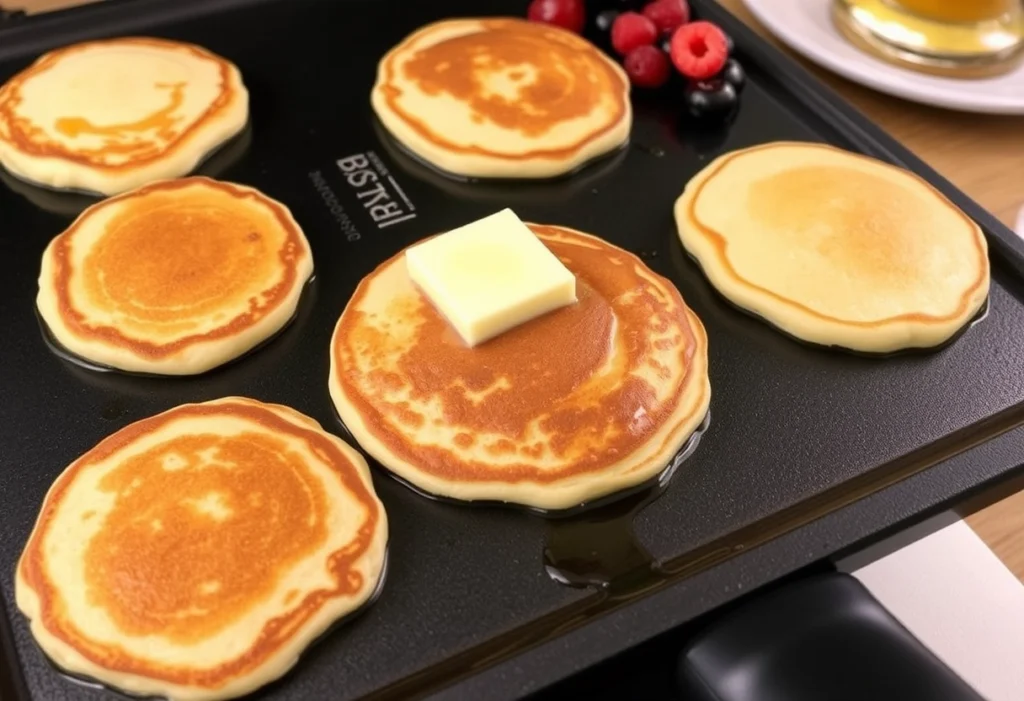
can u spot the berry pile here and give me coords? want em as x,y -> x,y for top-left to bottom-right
526,0 -> 746,118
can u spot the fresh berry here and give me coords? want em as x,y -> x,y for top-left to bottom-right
596,9 -> 619,32
611,11 -> 658,56
624,45 -> 671,88
669,21 -> 729,80
642,0 -> 690,36
719,58 -> 745,91
684,79 -> 737,118
664,21 -> 735,53
527,0 -> 586,34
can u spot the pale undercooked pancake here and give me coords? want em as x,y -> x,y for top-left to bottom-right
330,224 -> 710,511
36,176 -> 313,375
0,37 -> 248,195
675,142 -> 990,352
16,397 -> 388,701
371,17 -> 632,179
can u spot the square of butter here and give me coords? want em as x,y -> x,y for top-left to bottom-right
405,209 -> 577,347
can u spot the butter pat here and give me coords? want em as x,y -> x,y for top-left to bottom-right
405,209 -> 577,346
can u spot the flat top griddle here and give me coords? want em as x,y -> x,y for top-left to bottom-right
2,1 -> 1024,699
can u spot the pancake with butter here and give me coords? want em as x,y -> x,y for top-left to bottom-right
371,18 -> 631,179
37,176 -> 313,375
16,397 -> 388,701
675,142 -> 990,352
0,37 -> 248,195
330,224 -> 710,511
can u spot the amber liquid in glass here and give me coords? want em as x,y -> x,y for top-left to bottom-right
892,0 -> 1015,23
833,0 -> 1024,77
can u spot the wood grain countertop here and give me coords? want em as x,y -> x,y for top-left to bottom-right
6,0 -> 1024,579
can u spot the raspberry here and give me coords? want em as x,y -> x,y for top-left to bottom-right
611,12 -> 658,56
642,0 -> 690,36
526,0 -> 585,34
623,45 -> 671,88
669,21 -> 729,80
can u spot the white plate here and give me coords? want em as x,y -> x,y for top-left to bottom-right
741,0 -> 1024,114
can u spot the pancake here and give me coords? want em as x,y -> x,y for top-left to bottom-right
675,142 -> 990,353
16,397 -> 388,701
371,18 -> 631,180
0,37 -> 248,195
36,176 -> 313,375
329,224 -> 710,511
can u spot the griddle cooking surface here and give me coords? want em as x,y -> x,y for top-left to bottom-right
2,1 -> 1024,699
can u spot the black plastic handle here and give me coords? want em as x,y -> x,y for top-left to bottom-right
678,572 -> 984,701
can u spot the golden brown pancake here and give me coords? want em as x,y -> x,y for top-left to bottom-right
371,18 -> 631,179
16,397 -> 388,701
675,142 -> 990,352
0,37 -> 248,195
36,176 -> 313,375
329,224 -> 710,511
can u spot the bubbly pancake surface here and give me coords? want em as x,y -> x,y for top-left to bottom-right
330,225 -> 710,511
0,37 -> 248,194
36,177 -> 313,375
675,142 -> 990,352
371,18 -> 632,179
16,397 -> 388,701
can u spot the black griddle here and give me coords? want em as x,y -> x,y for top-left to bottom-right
3,1 -> 1024,699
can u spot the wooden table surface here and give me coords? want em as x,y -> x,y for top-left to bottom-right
7,0 -> 1024,579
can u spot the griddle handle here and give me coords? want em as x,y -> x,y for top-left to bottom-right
677,572 -> 984,701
